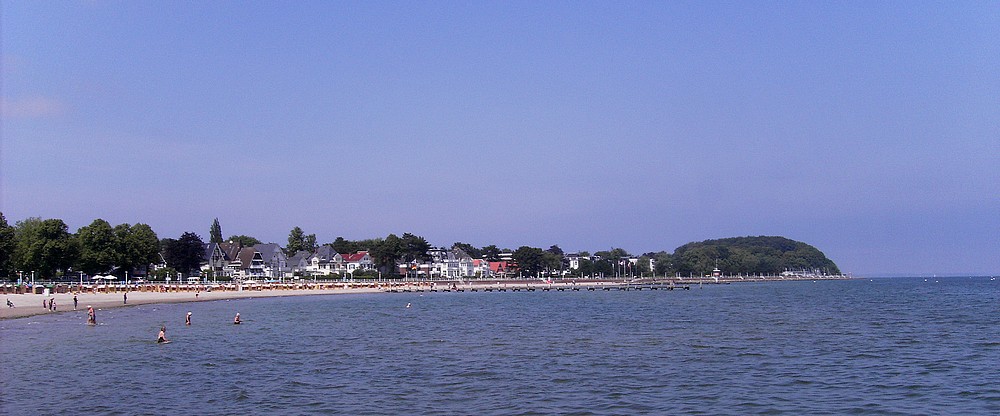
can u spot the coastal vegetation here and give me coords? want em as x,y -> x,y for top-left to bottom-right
657,236 -> 841,276
0,212 -> 841,280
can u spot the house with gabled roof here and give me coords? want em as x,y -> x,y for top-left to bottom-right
286,250 -> 312,277
307,246 -> 343,276
201,242 -> 245,278
253,243 -> 287,279
342,251 -> 373,274
233,247 -> 265,278
201,243 -> 228,276
434,247 -> 475,278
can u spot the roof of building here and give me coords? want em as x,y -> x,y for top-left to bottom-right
342,252 -> 369,262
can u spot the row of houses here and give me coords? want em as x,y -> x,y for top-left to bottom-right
201,242 -> 375,279
200,242 -> 649,280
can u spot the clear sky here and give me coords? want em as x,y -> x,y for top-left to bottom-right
2,1 -> 998,276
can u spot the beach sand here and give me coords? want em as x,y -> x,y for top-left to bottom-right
0,286 -> 382,320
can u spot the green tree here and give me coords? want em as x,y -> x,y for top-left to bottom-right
513,246 -> 547,277
481,245 -> 501,261
303,234 -> 317,252
116,223 -> 160,276
370,234 -> 404,275
650,251 -> 674,276
287,226 -> 306,254
401,233 -> 431,262
12,217 -> 79,278
286,226 -> 316,254
452,242 -> 482,259
163,232 -> 205,276
575,258 -> 595,277
0,212 -> 15,279
77,219 -> 118,275
210,218 -> 223,244
228,235 -> 261,247
330,237 -> 357,254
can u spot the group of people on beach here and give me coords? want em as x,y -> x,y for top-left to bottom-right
17,295 -> 82,312
156,311 -> 241,343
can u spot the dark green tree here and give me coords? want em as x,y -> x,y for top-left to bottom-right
12,217 -> 79,278
0,212 -> 15,279
210,218 -> 223,244
513,246 -> 547,277
452,242 -> 482,259
287,226 -> 306,254
163,232 -> 205,276
330,237 -> 356,254
228,235 -> 261,247
77,219 -> 118,275
481,245 -> 501,261
649,251 -> 674,276
116,223 -> 160,276
370,234 -> 404,275
401,233 -> 431,262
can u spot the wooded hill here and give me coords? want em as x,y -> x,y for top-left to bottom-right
669,236 -> 841,276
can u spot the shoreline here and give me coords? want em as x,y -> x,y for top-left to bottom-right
1,276 -> 851,320
1,286 -> 383,320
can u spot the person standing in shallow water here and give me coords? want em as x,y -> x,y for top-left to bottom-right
157,326 -> 168,343
87,306 -> 96,324
185,312 -> 192,325
233,313 -> 241,324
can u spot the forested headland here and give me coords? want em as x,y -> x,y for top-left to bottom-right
648,236 -> 841,276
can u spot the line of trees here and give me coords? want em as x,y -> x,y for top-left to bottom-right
0,212 -> 841,281
0,213 -> 161,280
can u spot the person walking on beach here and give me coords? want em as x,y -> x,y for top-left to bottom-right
43,298 -> 47,310
123,292 -> 127,304
157,326 -> 169,343
185,312 -> 192,326
6,299 -> 13,308
73,295 -> 78,310
50,298 -> 56,311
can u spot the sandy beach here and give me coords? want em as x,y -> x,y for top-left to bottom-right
1,275 -> 847,320
0,286 -> 383,320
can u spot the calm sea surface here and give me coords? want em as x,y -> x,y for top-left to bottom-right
2,277 -> 998,415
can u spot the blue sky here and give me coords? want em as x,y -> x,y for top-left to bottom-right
2,1 -> 998,275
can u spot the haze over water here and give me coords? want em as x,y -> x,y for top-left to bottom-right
2,277 -> 998,415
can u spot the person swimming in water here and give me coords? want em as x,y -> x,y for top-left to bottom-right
157,326 -> 169,343
233,312 -> 241,324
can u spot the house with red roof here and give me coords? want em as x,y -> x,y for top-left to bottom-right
342,251 -> 373,274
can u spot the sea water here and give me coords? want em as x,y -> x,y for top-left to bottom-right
1,277 -> 998,415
